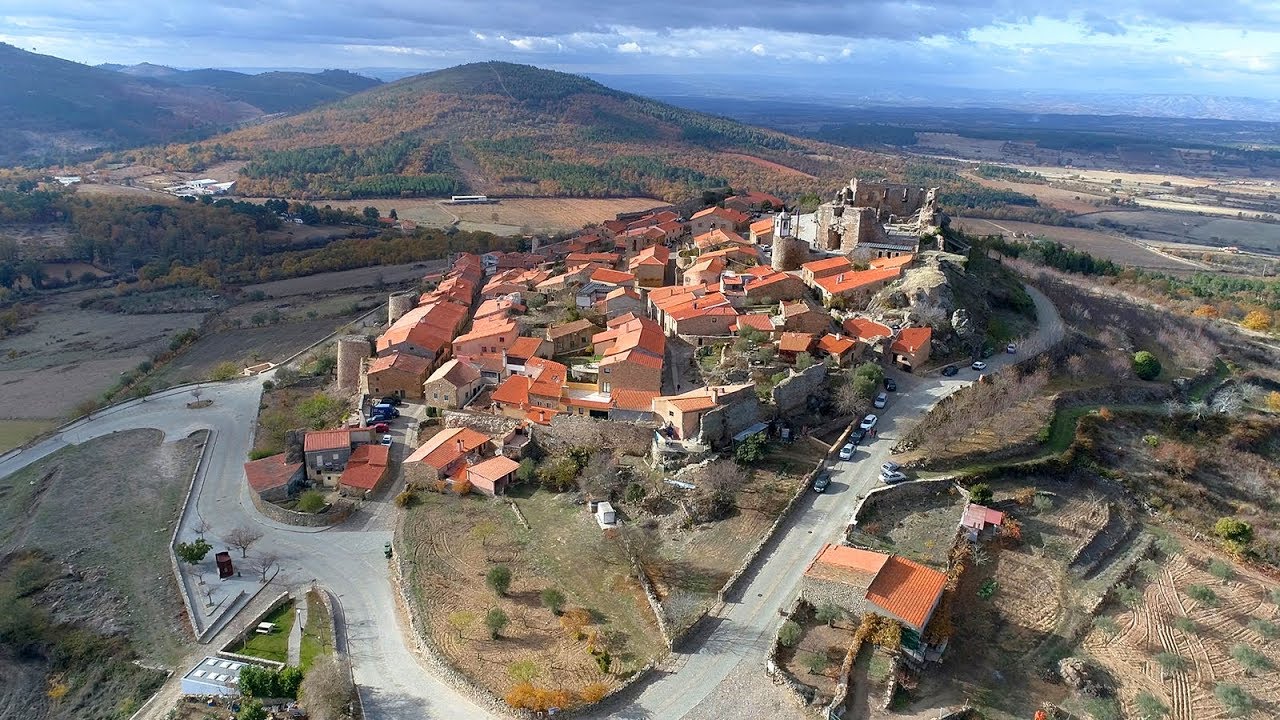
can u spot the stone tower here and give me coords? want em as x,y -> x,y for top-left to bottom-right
388,292 -> 416,325
771,211 -> 806,271
335,335 -> 372,394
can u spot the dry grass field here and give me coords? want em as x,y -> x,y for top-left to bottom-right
1085,544 -> 1280,720
358,197 -> 664,235
963,173 -> 1110,215
953,217 -> 1201,271
720,153 -> 817,179
401,489 -> 663,703
239,260 -> 446,297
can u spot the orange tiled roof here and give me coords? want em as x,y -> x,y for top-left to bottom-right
546,318 -> 599,340
750,217 -> 774,234
814,267 -> 901,296
818,333 -> 856,356
367,352 -> 432,377
527,407 -> 563,425
804,543 -> 889,584
507,336 -> 547,359
668,396 -> 717,412
590,267 -> 636,285
304,429 -> 353,453
891,326 -> 932,353
733,314 -> 775,333
406,427 -> 490,470
778,332 -> 816,353
693,228 -> 748,250
243,454 -> 300,492
491,375 -> 531,406
691,206 -> 750,225
426,358 -> 482,386
467,455 -> 520,483
870,254 -> 915,270
803,256 -> 854,275
865,556 -> 948,630
843,317 -> 893,341
611,389 -> 659,412
340,443 -> 390,491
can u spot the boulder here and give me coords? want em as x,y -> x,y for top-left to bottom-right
1057,657 -> 1111,698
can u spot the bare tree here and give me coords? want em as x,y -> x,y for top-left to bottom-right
697,460 -> 744,495
190,387 -> 203,403
223,526 -> 264,558
299,653 -> 354,720
1212,385 -> 1244,416
193,518 -> 212,540
250,553 -> 279,583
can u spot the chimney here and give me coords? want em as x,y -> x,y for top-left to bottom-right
710,387 -> 719,403
837,273 -> 845,282
456,438 -> 464,453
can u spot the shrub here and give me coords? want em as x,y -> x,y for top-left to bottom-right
1083,698 -> 1120,720
394,491 -> 418,508
296,490 -> 326,513
537,457 -> 580,491
1248,619 -> 1278,639
1229,644 -> 1272,674
1142,434 -> 1160,447
1113,584 -> 1143,608
486,565 -> 512,596
1136,559 -> 1161,579
1241,310 -> 1272,331
540,588 -> 565,615
1271,587 -> 1280,606
1172,617 -> 1198,634
815,603 -> 844,627
624,483 -> 646,504
1032,495 -> 1054,514
803,651 -> 829,674
734,433 -> 768,465
795,352 -> 815,370
1214,683 -> 1253,717
1153,652 -> 1187,673
211,361 -> 240,381
577,683 -> 607,703
248,448 -> 277,461
969,483 -> 993,505
777,620 -> 802,647
1013,488 -> 1037,506
1208,559 -> 1236,582
484,607 -> 509,639
1214,517 -> 1253,556
1134,692 -> 1168,720
977,579 -> 998,599
1132,350 -> 1162,380
1093,616 -> 1119,637
515,458 -> 537,483
1187,584 -> 1219,606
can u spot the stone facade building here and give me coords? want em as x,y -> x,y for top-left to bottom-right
815,180 -> 941,259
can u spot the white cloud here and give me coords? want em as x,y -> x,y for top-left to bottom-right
750,43 -> 766,56
617,41 -> 642,53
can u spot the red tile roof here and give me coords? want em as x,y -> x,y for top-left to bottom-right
802,256 -> 853,276
467,455 -> 520,484
546,318 -> 599,340
814,267 -> 901,296
750,217 -> 775,235
507,336 -> 547,360
426,358 -> 482,386
804,544 -> 890,584
340,443 -> 390,491
243,454 -> 300,493
818,333 -> 856,356
691,206 -> 750,225
367,352 -> 432,377
611,389 -> 659,412
870,254 -> 915,270
589,267 -> 636,285
304,429 -> 354,453
733,314 -> 775,333
865,556 -> 948,630
693,228 -> 749,250
843,317 -> 893,341
891,326 -> 932,354
778,332 -> 816,353
406,427 -> 491,470
491,375 -> 531,407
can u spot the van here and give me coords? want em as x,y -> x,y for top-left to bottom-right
372,403 -> 400,418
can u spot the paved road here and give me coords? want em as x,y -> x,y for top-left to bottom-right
0,286 -> 1061,720
603,285 -> 1063,719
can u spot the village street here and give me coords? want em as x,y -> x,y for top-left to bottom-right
0,288 -> 1061,720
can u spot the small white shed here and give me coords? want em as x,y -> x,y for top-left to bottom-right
595,501 -> 618,528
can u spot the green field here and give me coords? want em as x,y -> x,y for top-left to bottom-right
230,601 -> 295,665
0,418 -> 56,452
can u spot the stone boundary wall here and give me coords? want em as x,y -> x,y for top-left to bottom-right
825,619 -> 871,720
851,478 -> 960,531
169,429 -> 213,640
763,599 -> 817,707
634,561 -> 675,649
249,490 -> 355,527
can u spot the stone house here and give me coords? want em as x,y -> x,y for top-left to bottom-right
891,326 -> 932,372
243,453 -> 303,503
546,318 -> 600,356
817,333 -> 858,366
303,428 -> 374,485
366,352 -> 432,401
338,443 -> 390,496
403,427 -> 493,488
689,206 -> 750,236
801,544 -> 947,634
452,317 -> 519,359
776,300 -> 833,336
465,455 -> 521,497
422,358 -> 484,411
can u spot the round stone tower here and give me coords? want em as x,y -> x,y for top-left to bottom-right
388,292 -> 416,325
335,335 -> 372,394
771,235 -> 806,272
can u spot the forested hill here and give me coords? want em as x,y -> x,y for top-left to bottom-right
106,66 -> 382,113
158,62 -> 891,202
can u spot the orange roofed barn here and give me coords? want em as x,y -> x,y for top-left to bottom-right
802,544 -> 947,634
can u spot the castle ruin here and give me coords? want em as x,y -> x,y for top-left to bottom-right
815,180 -> 942,258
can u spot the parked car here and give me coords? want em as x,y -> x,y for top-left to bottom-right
981,346 -> 994,359
883,377 -> 897,392
873,392 -> 888,409
881,471 -> 907,484
1006,343 -> 1017,354
372,403 -> 400,418
366,414 -> 389,426
881,461 -> 900,475
849,428 -> 867,444
859,414 -> 878,430
812,472 -> 832,493
941,365 -> 959,377
971,361 -> 988,371
380,435 -> 393,446
379,395 -> 403,407
838,443 -> 856,460
372,422 -> 390,433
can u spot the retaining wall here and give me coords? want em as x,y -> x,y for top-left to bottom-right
249,490 -> 355,527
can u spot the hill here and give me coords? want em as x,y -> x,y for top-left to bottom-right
0,45 -> 383,166
170,62 -> 888,202
0,44 -> 264,165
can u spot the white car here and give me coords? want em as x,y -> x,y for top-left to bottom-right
380,434 -> 393,446
971,361 -> 988,371
880,461 -> 900,475
838,443 -> 856,460
873,392 -> 888,409
881,471 -> 907,484
859,414 -> 878,431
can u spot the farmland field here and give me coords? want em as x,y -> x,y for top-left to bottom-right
1079,210 -> 1280,254
0,418 -> 56,452
355,197 -> 665,235
147,319 -> 352,387
952,217 -> 1201,270
239,260 -> 447,298
1085,543 -> 1280,720
963,173 -> 1110,214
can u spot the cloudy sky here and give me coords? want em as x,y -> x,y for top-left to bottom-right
3,0 -> 1279,99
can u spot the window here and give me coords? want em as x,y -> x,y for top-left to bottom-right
331,452 -> 339,461
668,411 -> 674,417
602,382 -> 610,392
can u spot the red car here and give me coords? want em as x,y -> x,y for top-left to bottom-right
372,422 -> 390,433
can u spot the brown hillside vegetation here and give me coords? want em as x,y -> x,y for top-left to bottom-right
134,63 -> 893,202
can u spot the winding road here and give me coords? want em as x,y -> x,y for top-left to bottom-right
0,287 -> 1062,720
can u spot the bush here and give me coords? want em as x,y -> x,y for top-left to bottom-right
803,651 -> 829,674
394,491 -> 418,508
624,483 -> 646,504
969,483 -> 994,505
540,588 -> 565,615
1093,616 -> 1119,637
211,361 -> 240,381
296,490 -> 326,513
777,620 -> 802,647
734,433 -> 767,465
1113,584 -> 1142,608
815,603 -> 844,627
1187,584 -> 1219,606
1132,350 -> 1162,380
795,352 -> 815,370
1172,617 -> 1198,634
1214,517 -> 1253,556
1208,559 -> 1236,582
1153,652 -> 1186,673
1083,698 -> 1121,720
486,565 -> 512,596
977,579 -> 998,599
1229,643 -> 1272,674
515,458 -> 538,483
1214,683 -> 1253,717
1249,619 -> 1279,639
484,607 -> 509,639
248,448 -> 277,461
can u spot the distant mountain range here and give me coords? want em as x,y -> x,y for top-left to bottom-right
191,62 -> 879,201
0,44 -> 379,166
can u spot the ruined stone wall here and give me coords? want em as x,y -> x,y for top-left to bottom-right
335,335 -> 371,394
388,292 -> 416,325
698,394 -> 763,448
442,410 -> 522,436
839,207 -> 889,253
850,180 -> 934,220
771,362 -> 827,414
